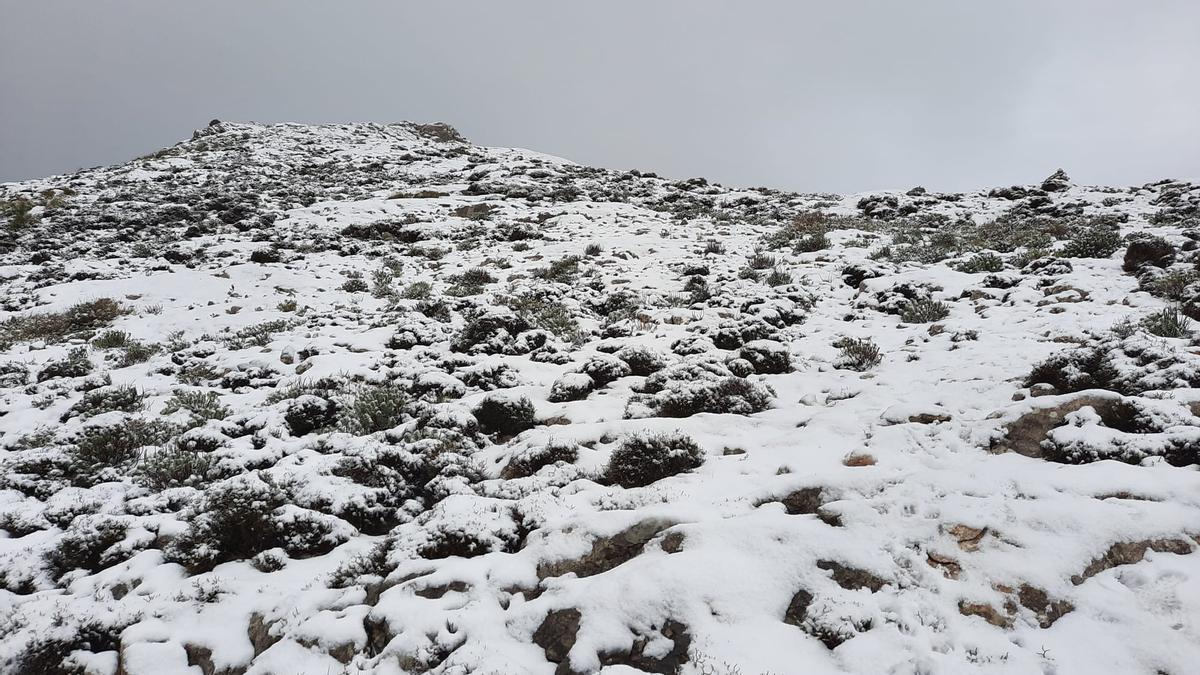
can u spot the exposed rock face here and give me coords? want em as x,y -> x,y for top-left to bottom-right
533,608 -> 582,672
1071,538 -> 1196,585
990,392 -> 1120,458
537,519 -> 679,579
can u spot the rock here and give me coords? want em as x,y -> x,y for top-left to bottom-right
948,524 -> 987,552
990,392 -> 1121,458
1017,584 -> 1074,628
537,518 -> 678,579
783,589 -> 814,626
926,550 -> 962,579
599,620 -> 692,674
816,560 -> 887,592
958,600 -> 1012,628
1071,538 -> 1195,585
1123,236 -> 1176,272
533,608 -> 581,671
780,487 -> 824,515
1041,169 -> 1072,192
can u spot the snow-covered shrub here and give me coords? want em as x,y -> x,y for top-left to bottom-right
737,340 -> 792,374
473,394 -> 537,437
446,267 -> 496,296
0,298 -> 124,349
450,307 -> 532,355
708,318 -> 778,350
605,432 -> 705,488
834,337 -> 882,371
284,394 -> 339,436
1123,235 -> 1175,272
579,354 -> 632,386
166,476 -> 347,573
615,345 -> 668,376
44,514 -> 130,580
1041,400 -> 1200,467
670,335 -> 716,356
954,252 -> 1004,273
161,389 -> 228,427
900,298 -> 950,323
1026,333 -> 1200,395
338,383 -> 408,435
72,417 -> 174,471
635,376 -> 774,419
1060,221 -> 1122,258
13,618 -> 126,675
1140,308 -> 1191,338
1022,257 -> 1073,276
547,372 -> 595,402
502,441 -> 579,479
410,370 -> 467,401
61,384 -> 144,421
455,362 -> 523,391
36,346 -> 93,382
139,445 -> 214,490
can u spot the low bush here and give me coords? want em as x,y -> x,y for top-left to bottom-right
503,441 -> 579,479
0,298 -> 125,348
833,337 -> 882,371
473,395 -> 537,436
900,298 -> 950,323
605,432 -> 705,488
339,384 -> 408,435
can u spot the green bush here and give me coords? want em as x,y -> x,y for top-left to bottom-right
954,252 -> 1004,274
834,337 -> 882,371
900,298 -> 950,323
473,395 -> 537,437
1060,223 -> 1122,258
1141,308 -> 1191,338
338,383 -> 409,435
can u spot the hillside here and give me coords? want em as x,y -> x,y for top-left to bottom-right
0,120 -> 1198,675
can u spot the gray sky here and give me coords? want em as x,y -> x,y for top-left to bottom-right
2,1 -> 1198,193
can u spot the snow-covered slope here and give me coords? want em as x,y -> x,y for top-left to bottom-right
1,121 -> 1199,675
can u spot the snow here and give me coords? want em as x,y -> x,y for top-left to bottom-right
0,121 -> 1197,674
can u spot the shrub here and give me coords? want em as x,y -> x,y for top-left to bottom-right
1025,333 -> 1200,395
1141,308 -> 1191,338
37,346 -> 93,382
652,376 -> 775,418
954,252 -> 1004,274
765,268 -> 792,286
139,445 -> 214,490
0,195 -> 39,229
446,267 -> 496,296
284,394 -> 339,436
547,373 -> 595,402
14,619 -> 125,675
341,277 -> 369,293
0,298 -> 125,348
161,390 -> 229,426
44,515 -> 129,579
737,340 -> 792,374
63,384 -> 144,420
900,298 -> 950,323
1143,268 -> 1198,301
92,330 -> 131,349
615,345 -> 668,376
833,337 -> 882,371
534,256 -> 583,284
605,432 -> 705,488
1060,222 -> 1122,258
584,243 -> 603,256
339,383 -> 408,435
473,395 -> 537,437
580,354 -> 632,386
370,267 -> 396,298
73,418 -> 175,469
115,340 -> 159,367
503,441 -> 579,479
401,281 -> 433,300
165,476 -> 344,572
763,212 -> 832,252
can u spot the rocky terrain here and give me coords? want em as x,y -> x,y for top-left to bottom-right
0,120 -> 1198,675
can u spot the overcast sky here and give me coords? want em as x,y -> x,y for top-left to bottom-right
2,1 -> 1198,193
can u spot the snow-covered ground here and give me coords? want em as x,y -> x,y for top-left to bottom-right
0,121 -> 1198,675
